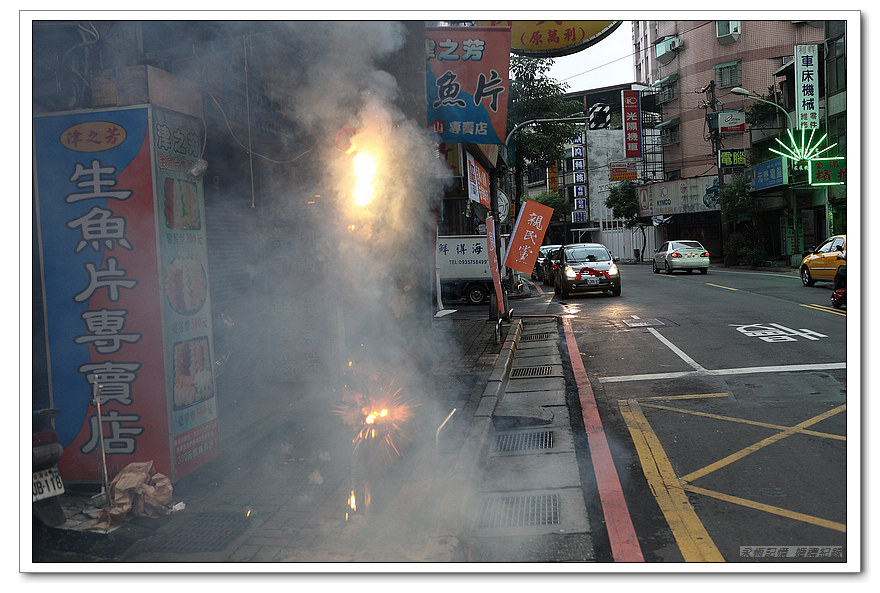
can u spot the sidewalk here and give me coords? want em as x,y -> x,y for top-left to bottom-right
33,309 -> 549,564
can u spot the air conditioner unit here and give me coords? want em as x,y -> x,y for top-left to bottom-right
669,38 -> 683,51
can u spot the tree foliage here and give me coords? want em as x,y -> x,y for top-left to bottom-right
528,190 -> 571,222
507,56 -> 583,167
604,181 -> 641,228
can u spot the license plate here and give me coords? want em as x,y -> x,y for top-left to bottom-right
585,277 -> 599,285
686,253 -> 696,257
33,467 -> 64,502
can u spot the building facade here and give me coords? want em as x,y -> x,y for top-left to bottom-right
632,19 -> 846,264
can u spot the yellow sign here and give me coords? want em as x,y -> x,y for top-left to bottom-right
476,21 -> 622,57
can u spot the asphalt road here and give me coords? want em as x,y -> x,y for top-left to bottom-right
518,262 -> 849,564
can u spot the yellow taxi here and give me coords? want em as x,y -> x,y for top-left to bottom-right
800,234 -> 846,286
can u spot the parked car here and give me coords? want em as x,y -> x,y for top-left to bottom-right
554,243 -> 621,297
532,244 -> 561,280
653,240 -> 710,274
800,234 -> 846,286
541,246 -> 563,286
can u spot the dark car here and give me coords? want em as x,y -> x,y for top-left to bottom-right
532,244 -> 561,281
541,246 -> 563,286
554,243 -> 621,297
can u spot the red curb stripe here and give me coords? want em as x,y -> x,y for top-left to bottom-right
562,317 -> 644,562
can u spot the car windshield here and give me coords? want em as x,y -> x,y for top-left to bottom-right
671,241 -> 704,251
565,246 -> 610,262
539,246 -> 556,257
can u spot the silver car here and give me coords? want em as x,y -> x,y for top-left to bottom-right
653,240 -> 710,274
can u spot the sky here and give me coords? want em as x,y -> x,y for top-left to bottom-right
546,20 -> 634,92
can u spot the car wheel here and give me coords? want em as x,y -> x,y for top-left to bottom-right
699,268 -> 708,275
652,261 -> 659,274
465,284 -> 487,305
611,284 -> 621,297
665,261 -> 672,274
801,266 -> 815,287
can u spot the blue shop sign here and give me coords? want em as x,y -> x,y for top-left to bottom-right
750,157 -> 788,191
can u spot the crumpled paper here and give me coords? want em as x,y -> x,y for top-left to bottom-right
85,460 -> 173,531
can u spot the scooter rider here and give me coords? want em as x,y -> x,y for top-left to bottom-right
831,250 -> 846,290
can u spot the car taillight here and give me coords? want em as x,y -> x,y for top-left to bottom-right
701,251 -> 709,257
670,252 -> 682,258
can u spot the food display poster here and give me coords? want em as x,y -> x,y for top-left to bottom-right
33,107 -> 217,482
152,107 -> 218,480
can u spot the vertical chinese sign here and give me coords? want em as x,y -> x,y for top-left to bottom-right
795,44 -> 820,130
426,26 -> 511,145
571,127 -> 588,224
465,151 -> 491,210
622,90 -> 642,158
34,107 -> 217,482
153,108 -> 219,480
504,200 -> 554,275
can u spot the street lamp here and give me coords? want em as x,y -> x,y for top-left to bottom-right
730,87 -> 793,129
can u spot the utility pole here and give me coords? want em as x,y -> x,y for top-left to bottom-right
703,80 -> 724,189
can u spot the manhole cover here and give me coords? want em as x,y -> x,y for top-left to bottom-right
622,318 -> 665,327
147,512 -> 251,554
494,430 -> 554,452
475,494 -> 560,528
521,333 -> 552,341
510,365 -> 553,379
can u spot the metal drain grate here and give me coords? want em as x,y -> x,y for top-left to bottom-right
623,318 -> 665,327
510,365 -> 553,378
147,512 -> 251,553
521,332 -> 551,342
494,430 -> 554,452
475,494 -> 560,528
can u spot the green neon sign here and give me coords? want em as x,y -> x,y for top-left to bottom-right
809,157 -> 846,186
768,128 -> 837,165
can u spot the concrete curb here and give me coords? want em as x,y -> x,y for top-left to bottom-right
425,318 -> 523,561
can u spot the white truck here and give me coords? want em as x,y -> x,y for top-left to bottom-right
436,234 -> 509,305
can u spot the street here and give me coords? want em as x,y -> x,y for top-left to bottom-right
516,262 -> 848,562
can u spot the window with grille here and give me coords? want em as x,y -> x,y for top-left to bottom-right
660,124 -> 679,146
715,63 -> 741,88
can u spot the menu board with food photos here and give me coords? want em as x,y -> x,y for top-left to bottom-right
33,106 -> 218,482
153,107 -> 219,480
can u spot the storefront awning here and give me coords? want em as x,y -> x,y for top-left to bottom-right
713,60 -> 741,69
655,117 -> 680,130
652,73 -> 679,87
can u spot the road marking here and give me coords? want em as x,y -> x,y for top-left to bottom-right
621,395 -> 847,560
679,404 -> 847,483
619,398 -> 725,562
646,327 -> 707,371
562,317 -> 644,562
710,269 -> 802,280
683,484 -> 846,533
705,282 -> 738,291
639,402 -> 847,442
801,303 -> 846,317
601,361 -> 847,383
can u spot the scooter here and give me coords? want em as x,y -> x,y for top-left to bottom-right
32,408 -> 66,527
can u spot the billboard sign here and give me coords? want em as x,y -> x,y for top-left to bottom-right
476,21 -> 622,58
622,90 -> 642,158
426,26 -> 511,145
795,44 -> 820,130
465,151 -> 491,209
33,107 -> 218,482
610,161 -> 638,181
